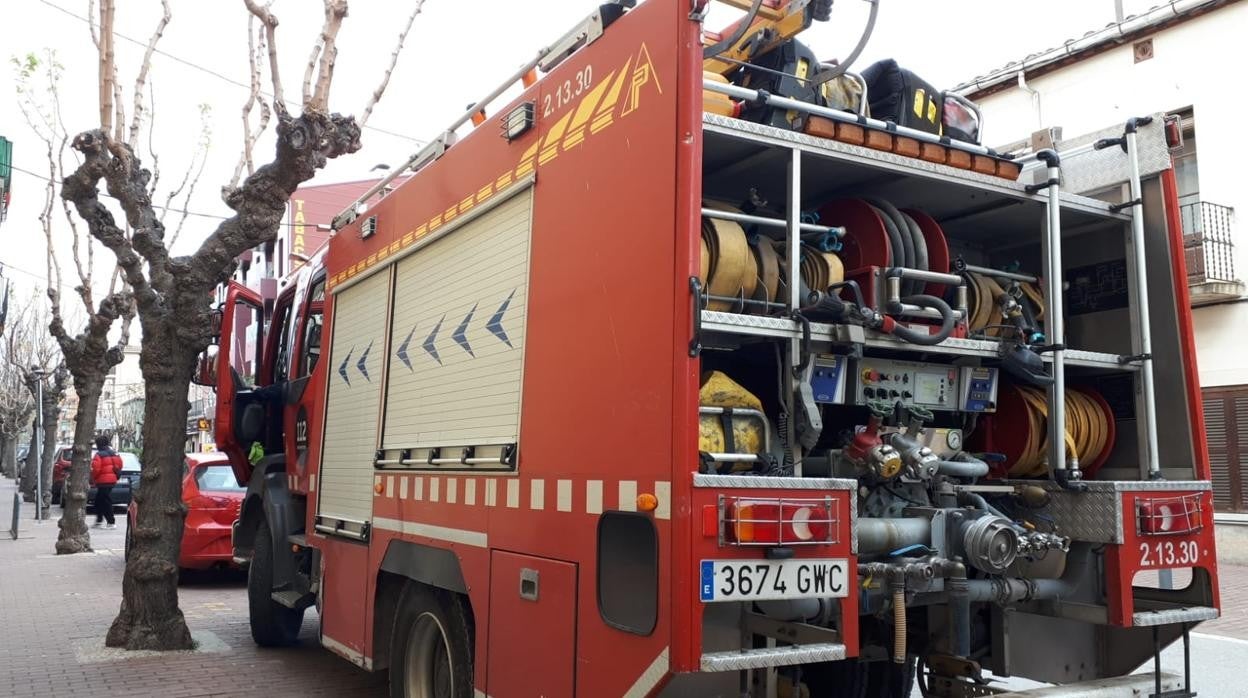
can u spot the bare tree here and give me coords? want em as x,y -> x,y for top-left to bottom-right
0,281 -> 36,480
61,0 -> 420,651
13,50 -> 138,553
2,287 -> 65,512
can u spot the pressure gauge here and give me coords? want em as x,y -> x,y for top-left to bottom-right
946,430 -> 963,451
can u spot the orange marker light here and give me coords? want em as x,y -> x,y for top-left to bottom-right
374,482 -> 384,494
470,109 -> 487,127
521,68 -> 538,88
637,493 -> 658,512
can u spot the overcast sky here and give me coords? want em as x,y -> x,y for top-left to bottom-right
0,0 -> 1156,315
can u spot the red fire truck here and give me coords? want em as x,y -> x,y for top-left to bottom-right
200,1 -> 1219,696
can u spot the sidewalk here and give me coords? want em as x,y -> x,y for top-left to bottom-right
3,476 -> 1248,697
0,478 -> 385,698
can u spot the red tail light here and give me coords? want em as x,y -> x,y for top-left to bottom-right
723,498 -> 836,546
1138,494 -> 1204,536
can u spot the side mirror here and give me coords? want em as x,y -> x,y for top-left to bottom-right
209,308 -> 224,342
192,345 -> 220,387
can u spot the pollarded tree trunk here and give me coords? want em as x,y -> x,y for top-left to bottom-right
21,422 -> 38,501
0,436 -> 14,479
39,397 -> 58,518
106,330 -> 197,650
56,375 -> 103,554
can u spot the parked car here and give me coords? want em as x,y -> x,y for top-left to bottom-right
50,445 -> 73,504
126,453 -> 244,570
84,451 -> 142,513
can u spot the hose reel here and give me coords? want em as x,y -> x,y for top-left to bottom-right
975,383 -> 1116,479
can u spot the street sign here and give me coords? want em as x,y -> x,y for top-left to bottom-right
0,136 -> 11,223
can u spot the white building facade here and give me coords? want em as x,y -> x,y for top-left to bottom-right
958,0 -> 1248,510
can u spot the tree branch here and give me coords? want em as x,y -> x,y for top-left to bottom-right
358,0 -> 424,129
62,132 -> 161,314
128,0 -> 171,147
98,0 -> 115,135
225,16 -> 272,199
168,109 -> 212,250
309,0 -> 349,112
193,110 -> 362,281
243,0 -> 286,114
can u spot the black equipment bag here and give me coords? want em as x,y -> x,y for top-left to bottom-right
736,39 -> 827,130
861,59 -> 943,136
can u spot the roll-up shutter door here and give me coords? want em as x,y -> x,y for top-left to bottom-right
382,188 -> 532,457
317,270 -> 391,527
1202,386 -> 1248,512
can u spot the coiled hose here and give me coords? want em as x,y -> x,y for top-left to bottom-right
892,582 -> 907,664
1010,385 -> 1112,477
887,294 -> 955,346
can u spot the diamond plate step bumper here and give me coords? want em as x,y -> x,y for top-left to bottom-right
700,643 -> 847,672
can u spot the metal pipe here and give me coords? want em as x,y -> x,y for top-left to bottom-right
1124,125 -> 1162,479
959,263 -> 1039,284
701,453 -> 761,463
944,561 -> 971,658
892,304 -> 965,322
703,80 -> 995,156
333,51 -> 552,230
1035,151 -> 1074,483
887,267 -> 963,286
857,517 -> 932,554
937,458 -> 989,479
964,544 -> 1091,603
700,207 -> 844,237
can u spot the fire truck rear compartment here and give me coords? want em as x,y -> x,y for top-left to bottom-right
688,104 -> 1217,696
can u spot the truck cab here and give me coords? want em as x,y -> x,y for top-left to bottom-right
202,250 -> 327,641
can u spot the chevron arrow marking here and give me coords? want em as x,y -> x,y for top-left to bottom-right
423,315 -> 444,365
396,327 -> 415,371
453,304 -> 478,357
486,289 -> 516,348
357,340 -> 373,382
338,346 -> 354,386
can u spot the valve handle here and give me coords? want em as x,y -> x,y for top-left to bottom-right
908,405 -> 934,422
867,400 -> 893,418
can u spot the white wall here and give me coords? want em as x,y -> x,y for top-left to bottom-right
973,3 -> 1248,387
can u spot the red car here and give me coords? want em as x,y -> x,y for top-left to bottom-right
125,453 -> 244,571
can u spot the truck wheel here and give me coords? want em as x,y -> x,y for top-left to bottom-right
388,584 -> 473,698
801,658 -> 869,698
866,654 -> 916,698
248,514 -> 304,646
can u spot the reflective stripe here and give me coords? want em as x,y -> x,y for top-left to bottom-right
623,646 -> 669,698
373,516 -> 488,548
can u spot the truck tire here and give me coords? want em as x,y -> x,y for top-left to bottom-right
866,654 -> 916,698
388,583 -> 473,698
248,513 -> 304,646
801,658 -> 869,698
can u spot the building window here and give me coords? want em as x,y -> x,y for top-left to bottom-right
1203,386 -> 1248,512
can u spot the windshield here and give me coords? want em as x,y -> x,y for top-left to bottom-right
118,453 -> 141,473
195,465 -> 243,492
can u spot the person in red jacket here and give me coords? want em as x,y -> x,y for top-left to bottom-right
90,435 -> 123,529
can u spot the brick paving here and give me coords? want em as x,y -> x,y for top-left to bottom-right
3,475 -> 1248,697
0,478 -> 385,698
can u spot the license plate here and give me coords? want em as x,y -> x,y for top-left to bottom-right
700,558 -> 848,602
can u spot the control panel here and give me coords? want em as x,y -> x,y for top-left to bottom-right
854,358 -> 961,411
811,355 -> 848,404
958,366 -> 999,413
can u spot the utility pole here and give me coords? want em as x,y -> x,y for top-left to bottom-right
30,365 -> 48,522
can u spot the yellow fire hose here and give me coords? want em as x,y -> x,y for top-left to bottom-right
965,272 -> 1045,338
699,205 -> 843,313
1010,385 -> 1111,477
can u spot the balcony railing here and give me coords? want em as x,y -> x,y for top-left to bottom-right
1182,200 -> 1237,285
